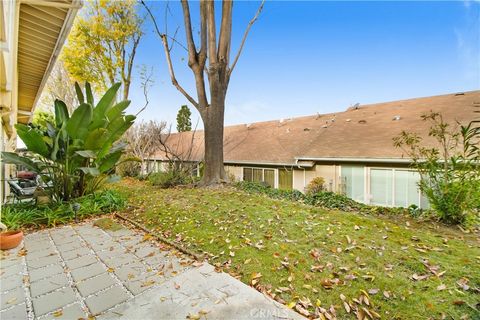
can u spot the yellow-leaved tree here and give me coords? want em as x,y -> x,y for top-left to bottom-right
62,0 -> 143,100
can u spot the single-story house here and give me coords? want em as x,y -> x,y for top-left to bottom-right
1,0 -> 81,202
146,90 -> 479,209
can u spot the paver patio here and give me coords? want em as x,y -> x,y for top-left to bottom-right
0,220 -> 302,319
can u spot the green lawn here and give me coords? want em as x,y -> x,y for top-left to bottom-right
113,178 -> 480,319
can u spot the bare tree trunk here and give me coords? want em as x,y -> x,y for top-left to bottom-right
201,98 -> 226,184
142,0 -> 264,187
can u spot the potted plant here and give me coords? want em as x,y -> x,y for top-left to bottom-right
0,223 -> 23,250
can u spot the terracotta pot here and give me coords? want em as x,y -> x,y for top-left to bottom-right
0,231 -> 24,250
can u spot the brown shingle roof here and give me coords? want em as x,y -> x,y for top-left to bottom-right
152,91 -> 480,164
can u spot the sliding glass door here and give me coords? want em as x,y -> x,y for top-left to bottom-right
370,168 -> 393,206
341,165 -> 365,202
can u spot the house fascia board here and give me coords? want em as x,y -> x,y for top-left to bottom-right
295,157 -> 413,164
224,160 -> 299,167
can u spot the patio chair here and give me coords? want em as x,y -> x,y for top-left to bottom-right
7,180 -> 36,203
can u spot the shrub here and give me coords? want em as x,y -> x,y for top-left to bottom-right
0,190 -> 126,230
148,171 -> 189,188
305,177 -> 326,195
236,181 -> 419,217
1,82 -> 135,202
394,111 -> 480,225
304,191 -> 365,211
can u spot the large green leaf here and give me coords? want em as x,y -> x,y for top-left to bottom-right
106,100 -> 131,122
1,152 -> 41,172
98,115 -> 135,158
54,100 -> 69,127
85,82 -> 94,106
89,83 -> 121,130
84,128 -> 108,150
78,167 -> 100,176
66,103 -> 93,140
15,124 -> 49,157
95,82 -> 121,115
75,82 -> 84,104
75,150 -> 97,158
98,151 -> 122,173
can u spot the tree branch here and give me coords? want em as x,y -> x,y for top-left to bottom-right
205,0 -> 217,65
180,0 -> 198,67
161,35 -> 199,108
141,0 -> 199,108
217,0 -> 232,63
228,0 -> 265,76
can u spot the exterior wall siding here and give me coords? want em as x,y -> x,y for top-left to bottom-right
225,165 -> 243,182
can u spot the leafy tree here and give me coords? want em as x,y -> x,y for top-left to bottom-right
176,105 -> 192,132
1,83 -> 136,202
31,110 -> 55,134
143,0 -> 264,186
38,60 -> 78,113
394,111 -> 480,224
62,0 -> 143,100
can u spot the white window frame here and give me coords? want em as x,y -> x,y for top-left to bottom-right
367,167 -> 423,208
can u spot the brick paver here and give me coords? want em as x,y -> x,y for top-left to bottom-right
0,221 -> 303,319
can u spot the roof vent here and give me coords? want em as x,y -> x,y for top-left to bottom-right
358,119 -> 367,124
393,115 -> 401,121
347,103 -> 360,111
454,92 -> 465,96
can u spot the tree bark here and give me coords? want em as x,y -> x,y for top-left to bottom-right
201,96 -> 227,185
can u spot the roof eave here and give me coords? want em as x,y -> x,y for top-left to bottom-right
23,0 -> 82,123
295,156 -> 413,164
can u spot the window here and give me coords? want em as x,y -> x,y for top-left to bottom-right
369,168 -> 428,208
370,168 -> 393,206
278,168 -> 293,190
264,169 -> 275,187
242,167 -> 276,188
253,168 -> 262,182
394,170 -> 420,207
341,165 -> 365,202
243,168 -> 253,181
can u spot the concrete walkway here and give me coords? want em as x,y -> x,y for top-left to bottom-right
0,221 -> 302,319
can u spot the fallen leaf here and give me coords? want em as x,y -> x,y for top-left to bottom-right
53,310 -> 63,317
411,273 -> 429,281
368,288 -> 379,295
141,279 -> 155,287
437,284 -> 447,291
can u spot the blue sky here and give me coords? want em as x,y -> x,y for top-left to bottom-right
126,0 -> 479,130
